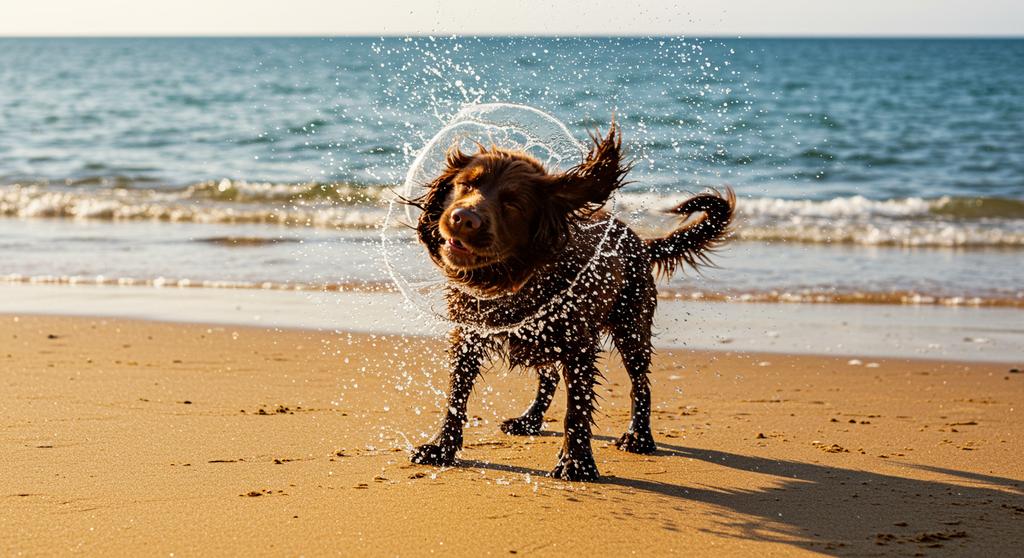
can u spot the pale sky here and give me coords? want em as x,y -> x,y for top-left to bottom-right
1,0 -> 1021,37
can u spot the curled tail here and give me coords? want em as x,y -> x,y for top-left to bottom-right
645,187 -> 736,278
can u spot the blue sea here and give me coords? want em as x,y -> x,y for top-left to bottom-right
0,37 -> 1021,306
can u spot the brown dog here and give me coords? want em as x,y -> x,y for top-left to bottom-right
409,123 -> 734,481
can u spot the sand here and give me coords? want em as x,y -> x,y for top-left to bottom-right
2,314 -> 1022,556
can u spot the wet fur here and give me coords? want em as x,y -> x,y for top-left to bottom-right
410,123 -> 735,481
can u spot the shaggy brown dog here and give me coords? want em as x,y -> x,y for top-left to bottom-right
409,123 -> 735,481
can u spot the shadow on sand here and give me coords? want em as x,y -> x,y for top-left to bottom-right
462,434 -> 1023,556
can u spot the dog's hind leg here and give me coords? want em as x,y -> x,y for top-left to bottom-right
500,365 -> 558,436
551,347 -> 601,481
611,312 -> 658,455
411,329 -> 485,467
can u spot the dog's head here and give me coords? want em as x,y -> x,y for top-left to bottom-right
414,124 -> 628,294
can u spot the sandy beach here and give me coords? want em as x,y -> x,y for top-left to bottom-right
3,313 -> 1021,556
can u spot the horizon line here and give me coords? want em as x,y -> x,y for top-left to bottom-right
1,33 -> 1022,40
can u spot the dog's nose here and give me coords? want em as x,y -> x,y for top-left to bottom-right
450,207 -> 482,232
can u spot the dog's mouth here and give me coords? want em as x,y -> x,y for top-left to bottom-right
446,237 -> 472,255
439,235 -> 501,270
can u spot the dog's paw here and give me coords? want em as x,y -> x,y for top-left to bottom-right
410,443 -> 457,466
615,430 -> 657,454
500,414 -> 544,436
550,452 -> 600,482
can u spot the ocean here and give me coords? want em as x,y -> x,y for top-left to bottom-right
1,37 -> 1022,308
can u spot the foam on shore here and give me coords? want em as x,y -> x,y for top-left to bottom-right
2,273 -> 1020,309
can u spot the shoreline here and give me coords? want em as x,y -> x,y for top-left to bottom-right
4,273 -> 1023,309
2,314 -> 1021,556
4,283 -> 1021,363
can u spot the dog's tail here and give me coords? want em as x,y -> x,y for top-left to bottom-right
645,187 -> 736,278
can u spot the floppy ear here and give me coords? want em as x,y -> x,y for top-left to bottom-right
416,144 -> 473,260
549,123 -> 630,214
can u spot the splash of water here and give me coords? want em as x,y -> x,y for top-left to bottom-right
382,102 -> 625,333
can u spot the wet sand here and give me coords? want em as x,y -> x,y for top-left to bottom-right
2,314 -> 1022,556
4,283 -> 1022,362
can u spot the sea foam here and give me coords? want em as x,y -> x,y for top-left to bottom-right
3,182 -> 1023,247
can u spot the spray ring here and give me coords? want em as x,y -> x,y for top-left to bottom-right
382,103 -> 623,333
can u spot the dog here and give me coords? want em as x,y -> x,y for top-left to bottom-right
408,123 -> 735,481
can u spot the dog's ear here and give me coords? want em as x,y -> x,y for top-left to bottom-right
441,143 -> 473,177
549,123 -> 629,214
416,144 -> 473,259
421,143 -> 472,210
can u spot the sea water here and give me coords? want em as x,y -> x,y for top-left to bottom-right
1,37 -> 1022,307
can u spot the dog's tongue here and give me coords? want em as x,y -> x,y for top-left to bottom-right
448,238 -> 470,254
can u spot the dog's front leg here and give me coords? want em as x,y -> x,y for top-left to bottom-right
411,329 -> 484,467
551,347 -> 600,481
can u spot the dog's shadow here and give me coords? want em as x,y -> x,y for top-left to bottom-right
460,433 -> 1023,556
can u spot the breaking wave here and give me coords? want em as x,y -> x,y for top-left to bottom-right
0,179 -> 389,229
2,180 -> 1023,247
622,193 -> 1024,248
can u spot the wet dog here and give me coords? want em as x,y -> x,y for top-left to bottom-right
409,123 -> 734,480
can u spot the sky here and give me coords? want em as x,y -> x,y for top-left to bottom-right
1,0 -> 1021,37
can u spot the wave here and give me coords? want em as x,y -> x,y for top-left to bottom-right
616,192 -> 1024,220
618,193 -> 1024,247
2,181 -> 1023,247
3,273 -> 1019,309
657,286 -> 1023,309
0,179 -> 390,229
0,273 -> 396,292
194,236 -> 301,247
182,179 -> 386,204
